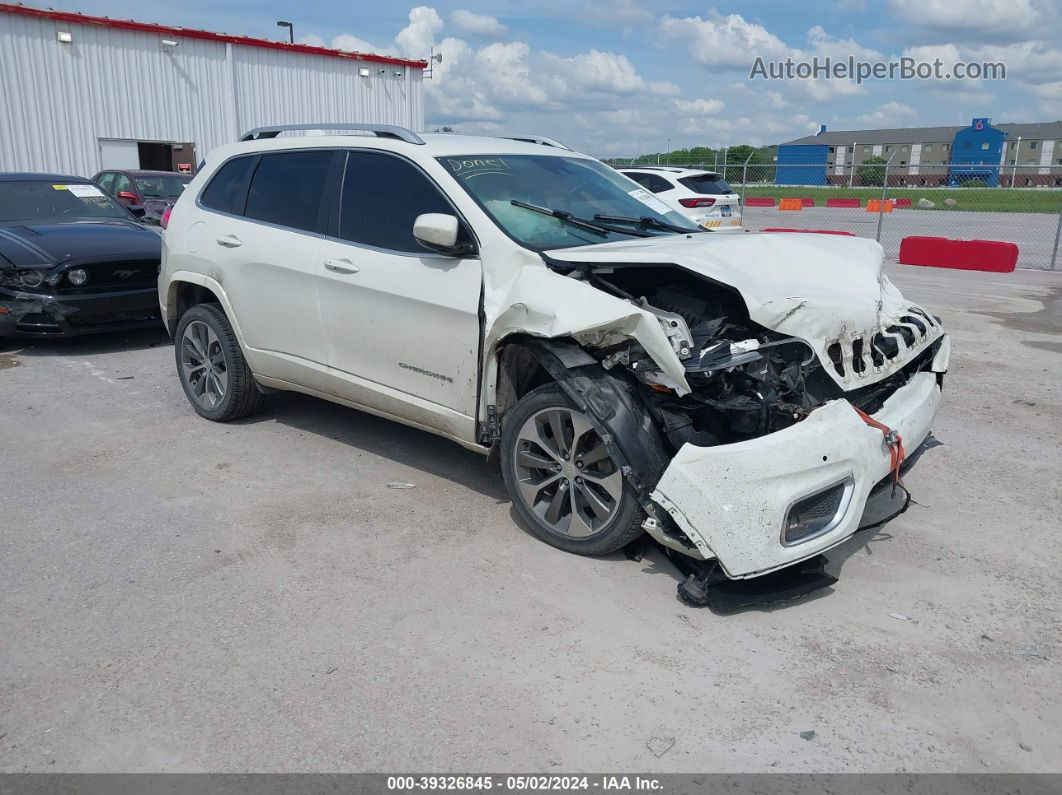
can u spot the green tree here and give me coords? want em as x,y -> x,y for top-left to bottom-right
857,156 -> 888,186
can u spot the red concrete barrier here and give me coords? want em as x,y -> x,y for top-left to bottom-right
899,236 -> 1017,272
892,198 -> 913,208
799,197 -> 815,207
826,198 -> 861,208
762,228 -> 856,236
744,197 -> 775,207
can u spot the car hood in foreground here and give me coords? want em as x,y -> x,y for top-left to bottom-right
0,219 -> 161,270
544,231 -> 944,390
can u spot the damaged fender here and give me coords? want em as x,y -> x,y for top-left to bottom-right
516,339 -> 671,498
481,259 -> 691,406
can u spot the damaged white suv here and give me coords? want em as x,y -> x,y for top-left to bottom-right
160,124 -> 949,600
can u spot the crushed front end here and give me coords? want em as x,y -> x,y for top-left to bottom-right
539,246 -> 949,585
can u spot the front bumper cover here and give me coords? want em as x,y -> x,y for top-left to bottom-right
0,286 -> 161,337
651,349 -> 946,579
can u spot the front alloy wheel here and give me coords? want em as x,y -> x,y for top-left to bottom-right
501,382 -> 644,555
514,407 -> 624,538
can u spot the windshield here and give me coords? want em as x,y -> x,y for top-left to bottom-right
0,181 -> 131,222
136,174 -> 191,200
439,154 -> 700,250
678,174 -> 734,195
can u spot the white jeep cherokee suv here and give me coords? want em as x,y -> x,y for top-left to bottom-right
160,124 -> 949,600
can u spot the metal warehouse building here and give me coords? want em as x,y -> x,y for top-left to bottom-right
777,118 -> 1062,187
0,3 -> 426,177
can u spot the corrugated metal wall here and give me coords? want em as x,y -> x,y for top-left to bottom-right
0,11 -> 424,177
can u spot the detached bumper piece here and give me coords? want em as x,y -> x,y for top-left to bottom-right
651,363 -> 945,581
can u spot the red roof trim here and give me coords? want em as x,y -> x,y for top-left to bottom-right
0,2 -> 427,69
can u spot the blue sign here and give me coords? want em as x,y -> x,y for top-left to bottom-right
972,117 -> 990,130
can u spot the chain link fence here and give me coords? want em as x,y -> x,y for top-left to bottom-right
601,158 -> 1062,271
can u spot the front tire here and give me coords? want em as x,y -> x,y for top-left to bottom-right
174,303 -> 263,422
501,382 -> 644,556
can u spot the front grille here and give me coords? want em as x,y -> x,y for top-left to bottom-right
827,308 -> 939,378
56,260 -> 159,293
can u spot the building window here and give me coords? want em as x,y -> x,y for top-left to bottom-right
885,145 -> 892,152
1030,141 -> 1038,149
847,146 -> 853,153
925,144 -> 933,151
902,145 -> 908,151
828,146 -> 835,153
863,146 -> 871,153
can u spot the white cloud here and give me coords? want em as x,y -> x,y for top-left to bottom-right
857,100 -> 917,124
449,10 -> 508,38
890,0 -> 1043,40
674,98 -> 726,115
657,9 -> 788,68
394,6 -> 444,59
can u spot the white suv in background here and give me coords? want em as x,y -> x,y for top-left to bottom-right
620,167 -> 743,231
159,124 -> 948,604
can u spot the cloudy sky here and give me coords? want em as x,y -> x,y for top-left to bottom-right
44,0 -> 1062,156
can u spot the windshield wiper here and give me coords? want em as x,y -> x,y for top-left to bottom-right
593,214 -> 703,235
510,200 -> 653,238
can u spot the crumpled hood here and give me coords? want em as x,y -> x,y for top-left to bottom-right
545,231 -> 944,390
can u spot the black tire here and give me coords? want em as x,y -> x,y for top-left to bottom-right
501,382 -> 645,556
174,303 -> 263,422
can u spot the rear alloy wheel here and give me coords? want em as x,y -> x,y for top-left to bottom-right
174,303 -> 263,422
501,383 -> 644,555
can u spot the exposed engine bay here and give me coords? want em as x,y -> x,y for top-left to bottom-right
560,263 -> 940,455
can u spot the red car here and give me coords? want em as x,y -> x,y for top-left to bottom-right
92,169 -> 192,225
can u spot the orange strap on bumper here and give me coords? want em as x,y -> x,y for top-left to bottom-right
852,405 -> 906,485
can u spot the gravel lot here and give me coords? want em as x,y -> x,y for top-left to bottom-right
1,264 -> 1060,773
743,206 -> 1062,270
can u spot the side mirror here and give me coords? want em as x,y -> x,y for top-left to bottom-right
413,213 -> 473,255
116,190 -> 138,202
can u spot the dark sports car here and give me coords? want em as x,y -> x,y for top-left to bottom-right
0,173 -> 162,339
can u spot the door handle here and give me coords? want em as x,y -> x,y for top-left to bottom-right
216,234 -> 242,248
324,258 -> 360,274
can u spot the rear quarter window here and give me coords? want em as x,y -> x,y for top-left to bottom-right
199,156 -> 256,214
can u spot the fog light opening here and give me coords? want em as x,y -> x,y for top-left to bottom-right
782,479 -> 853,546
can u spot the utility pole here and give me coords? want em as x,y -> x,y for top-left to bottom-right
1011,136 -> 1021,187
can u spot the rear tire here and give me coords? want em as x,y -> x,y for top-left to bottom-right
174,303 -> 263,422
501,382 -> 644,556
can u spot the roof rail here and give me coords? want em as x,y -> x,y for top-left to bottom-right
239,124 -> 425,145
502,135 -> 572,151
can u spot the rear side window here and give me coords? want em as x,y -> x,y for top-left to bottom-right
338,151 -> 462,253
623,172 -> 672,193
678,174 -> 733,195
96,173 -> 115,193
199,156 -> 255,214
244,151 -> 333,232
623,172 -> 653,189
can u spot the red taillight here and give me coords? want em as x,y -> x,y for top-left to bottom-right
160,206 -> 172,229
679,197 -> 716,208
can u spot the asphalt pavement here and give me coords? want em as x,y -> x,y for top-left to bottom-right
1,264 -> 1059,772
